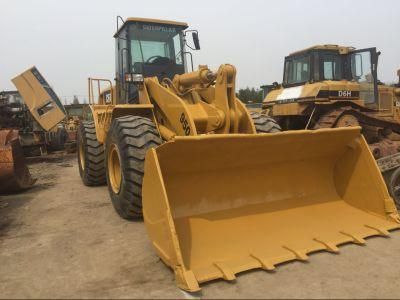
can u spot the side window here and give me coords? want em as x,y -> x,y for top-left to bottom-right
173,34 -> 183,65
116,28 -> 128,78
322,54 -> 342,80
284,60 -> 290,83
351,51 -> 372,83
351,50 -> 376,104
299,62 -> 308,82
324,61 -> 334,80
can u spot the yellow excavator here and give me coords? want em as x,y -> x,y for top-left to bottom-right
77,19 -> 400,291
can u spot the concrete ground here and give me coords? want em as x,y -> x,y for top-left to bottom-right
1,153 -> 400,299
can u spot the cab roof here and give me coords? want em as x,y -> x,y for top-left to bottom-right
289,44 -> 356,56
114,17 -> 189,37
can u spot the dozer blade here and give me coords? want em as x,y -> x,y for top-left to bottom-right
0,129 -> 36,194
143,127 -> 400,292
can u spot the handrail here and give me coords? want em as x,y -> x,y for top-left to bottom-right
87,78 -> 114,106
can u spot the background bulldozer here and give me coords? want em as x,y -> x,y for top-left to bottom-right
77,20 -> 400,291
262,45 -> 400,206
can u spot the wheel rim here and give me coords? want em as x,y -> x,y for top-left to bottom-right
79,137 -> 85,171
108,144 -> 122,194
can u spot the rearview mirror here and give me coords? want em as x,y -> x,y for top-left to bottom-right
192,32 -> 200,50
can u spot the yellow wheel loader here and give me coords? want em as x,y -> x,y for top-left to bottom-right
78,20 -> 400,292
9,67 -> 69,156
263,45 -> 400,207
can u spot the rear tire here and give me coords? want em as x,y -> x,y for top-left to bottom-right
48,127 -> 68,151
250,111 -> 282,133
105,116 -> 162,220
77,122 -> 106,186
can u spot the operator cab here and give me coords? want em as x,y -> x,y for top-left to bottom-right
114,17 -> 200,104
282,45 -> 379,105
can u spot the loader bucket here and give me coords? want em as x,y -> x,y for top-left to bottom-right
143,127 -> 400,292
0,129 -> 36,194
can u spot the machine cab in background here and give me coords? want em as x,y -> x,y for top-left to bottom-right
114,18 -> 199,104
282,45 -> 380,108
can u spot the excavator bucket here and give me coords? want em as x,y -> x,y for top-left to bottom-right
0,129 -> 36,193
143,127 -> 400,292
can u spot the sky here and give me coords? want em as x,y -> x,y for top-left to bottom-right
1,0 -> 399,104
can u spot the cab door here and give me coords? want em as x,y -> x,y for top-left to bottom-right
12,66 -> 66,131
349,48 -> 380,110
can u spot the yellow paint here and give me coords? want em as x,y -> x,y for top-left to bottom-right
12,66 -> 66,131
143,127 -> 400,291
84,24 -> 400,291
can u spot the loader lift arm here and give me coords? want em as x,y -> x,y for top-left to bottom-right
144,64 -> 255,138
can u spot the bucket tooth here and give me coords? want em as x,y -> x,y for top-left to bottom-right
313,238 -> 340,253
364,225 -> 390,237
250,254 -> 276,271
282,246 -> 309,261
175,267 -> 200,293
213,262 -> 236,281
340,231 -> 366,245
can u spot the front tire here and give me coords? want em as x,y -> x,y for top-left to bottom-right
105,116 -> 162,220
77,122 -> 106,186
250,111 -> 282,133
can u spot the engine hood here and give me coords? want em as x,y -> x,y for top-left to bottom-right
264,81 -> 362,104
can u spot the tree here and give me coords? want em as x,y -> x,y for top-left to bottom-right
236,87 -> 263,103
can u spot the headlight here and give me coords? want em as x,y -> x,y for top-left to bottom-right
125,73 -> 144,83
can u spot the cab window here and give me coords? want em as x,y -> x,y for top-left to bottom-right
284,56 -> 310,85
128,24 -> 184,70
322,54 -> 342,80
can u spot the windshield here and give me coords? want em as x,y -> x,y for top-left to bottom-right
128,24 -> 184,71
284,56 -> 310,85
